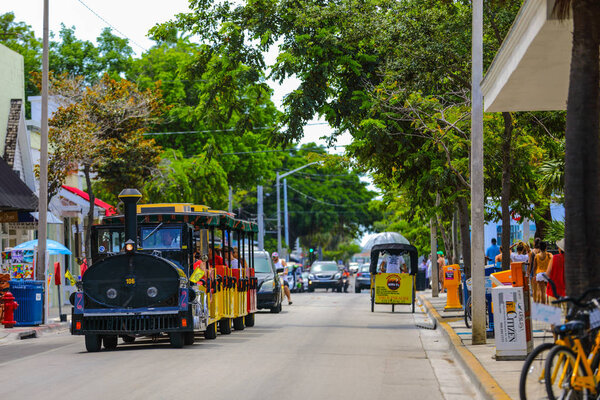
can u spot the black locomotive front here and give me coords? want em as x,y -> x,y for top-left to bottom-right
70,189 -> 194,351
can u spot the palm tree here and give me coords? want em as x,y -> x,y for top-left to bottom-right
553,0 -> 600,295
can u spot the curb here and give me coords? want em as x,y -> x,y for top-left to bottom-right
419,295 -> 511,400
0,321 -> 70,341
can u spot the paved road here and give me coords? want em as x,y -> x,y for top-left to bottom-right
0,290 -> 479,400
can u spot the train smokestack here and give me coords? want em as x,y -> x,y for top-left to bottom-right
118,188 -> 142,250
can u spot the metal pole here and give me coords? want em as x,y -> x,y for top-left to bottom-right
228,186 -> 233,214
284,178 -> 289,258
471,0 -> 486,345
276,172 -> 281,255
38,0 -> 49,322
257,185 -> 264,251
430,218 -> 438,297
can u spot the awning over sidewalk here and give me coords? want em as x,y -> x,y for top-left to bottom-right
0,156 -> 38,211
481,0 -> 573,112
61,185 -> 116,216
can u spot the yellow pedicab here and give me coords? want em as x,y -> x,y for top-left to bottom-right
369,243 -> 417,313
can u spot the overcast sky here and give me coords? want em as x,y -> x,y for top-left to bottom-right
1,0 -> 353,151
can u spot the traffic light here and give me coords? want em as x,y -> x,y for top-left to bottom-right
309,248 -> 314,253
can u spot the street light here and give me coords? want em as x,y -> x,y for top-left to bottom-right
276,161 -> 320,258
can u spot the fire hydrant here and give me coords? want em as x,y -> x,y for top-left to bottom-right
2,291 -> 18,328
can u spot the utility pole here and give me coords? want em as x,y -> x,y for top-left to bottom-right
38,0 -> 49,322
430,218 -> 438,297
276,161 -> 319,256
471,0 -> 486,345
228,186 -> 233,214
257,185 -> 264,251
276,172 -> 281,255
283,178 -> 289,259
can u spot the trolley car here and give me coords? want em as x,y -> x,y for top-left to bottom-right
70,189 -> 258,351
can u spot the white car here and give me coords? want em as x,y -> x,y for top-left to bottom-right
349,262 -> 360,274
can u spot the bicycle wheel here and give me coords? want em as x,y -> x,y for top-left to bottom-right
464,296 -> 472,328
519,342 -> 554,400
544,345 -> 588,400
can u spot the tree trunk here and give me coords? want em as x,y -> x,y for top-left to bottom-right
533,201 -> 553,239
501,111 -> 513,271
458,196 -> 471,279
437,217 -> 453,262
452,208 -> 459,264
564,0 -> 600,296
83,165 -> 95,262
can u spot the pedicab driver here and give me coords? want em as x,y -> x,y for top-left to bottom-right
379,253 -> 407,273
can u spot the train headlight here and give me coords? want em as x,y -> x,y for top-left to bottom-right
147,286 -> 158,298
106,288 -> 117,299
124,239 -> 135,252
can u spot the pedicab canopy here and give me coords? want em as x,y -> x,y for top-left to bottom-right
363,232 -> 410,251
369,243 -> 418,275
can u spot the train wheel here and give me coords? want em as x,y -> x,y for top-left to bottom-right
183,331 -> 195,345
204,322 -> 217,340
103,335 -> 118,350
219,318 -> 232,335
245,313 -> 255,327
122,335 -> 135,344
233,317 -> 245,331
169,332 -> 184,348
85,334 -> 102,352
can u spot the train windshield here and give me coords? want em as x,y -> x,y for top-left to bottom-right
96,229 -> 125,254
140,226 -> 182,249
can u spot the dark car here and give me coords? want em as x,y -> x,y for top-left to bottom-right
253,250 -> 283,313
307,261 -> 343,292
354,264 -> 371,293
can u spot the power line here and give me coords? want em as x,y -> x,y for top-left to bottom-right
143,122 -> 332,136
286,184 -> 371,208
75,0 -> 148,53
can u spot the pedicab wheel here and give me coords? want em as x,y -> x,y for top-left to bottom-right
245,313 -> 255,327
219,318 -> 231,334
183,331 -> 195,346
169,332 -> 184,348
122,335 -> 135,344
370,289 -> 375,312
233,316 -> 245,331
204,322 -> 217,340
103,335 -> 118,350
85,334 -> 102,352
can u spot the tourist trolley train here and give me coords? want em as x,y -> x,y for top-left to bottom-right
70,189 -> 258,352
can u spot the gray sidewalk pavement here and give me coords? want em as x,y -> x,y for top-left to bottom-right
0,304 -> 70,341
419,290 -> 554,400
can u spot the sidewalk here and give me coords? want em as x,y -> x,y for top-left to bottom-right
0,305 -> 70,341
419,290 -> 554,400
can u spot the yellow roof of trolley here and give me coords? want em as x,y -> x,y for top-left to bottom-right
191,204 -> 211,212
137,203 -> 192,214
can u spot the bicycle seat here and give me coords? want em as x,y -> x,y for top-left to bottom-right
554,320 -> 586,336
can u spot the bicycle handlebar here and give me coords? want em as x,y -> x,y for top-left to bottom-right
552,286 -> 600,308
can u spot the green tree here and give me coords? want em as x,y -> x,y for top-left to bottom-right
129,37 -> 283,192
47,73 -> 163,257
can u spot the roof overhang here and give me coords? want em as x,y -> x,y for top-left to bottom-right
482,0 -> 573,112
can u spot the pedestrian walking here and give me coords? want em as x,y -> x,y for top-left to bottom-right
546,238 -> 565,302
485,238 -> 500,264
534,241 -> 552,304
437,251 -> 445,291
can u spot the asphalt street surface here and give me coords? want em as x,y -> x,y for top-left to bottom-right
0,287 -> 479,400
